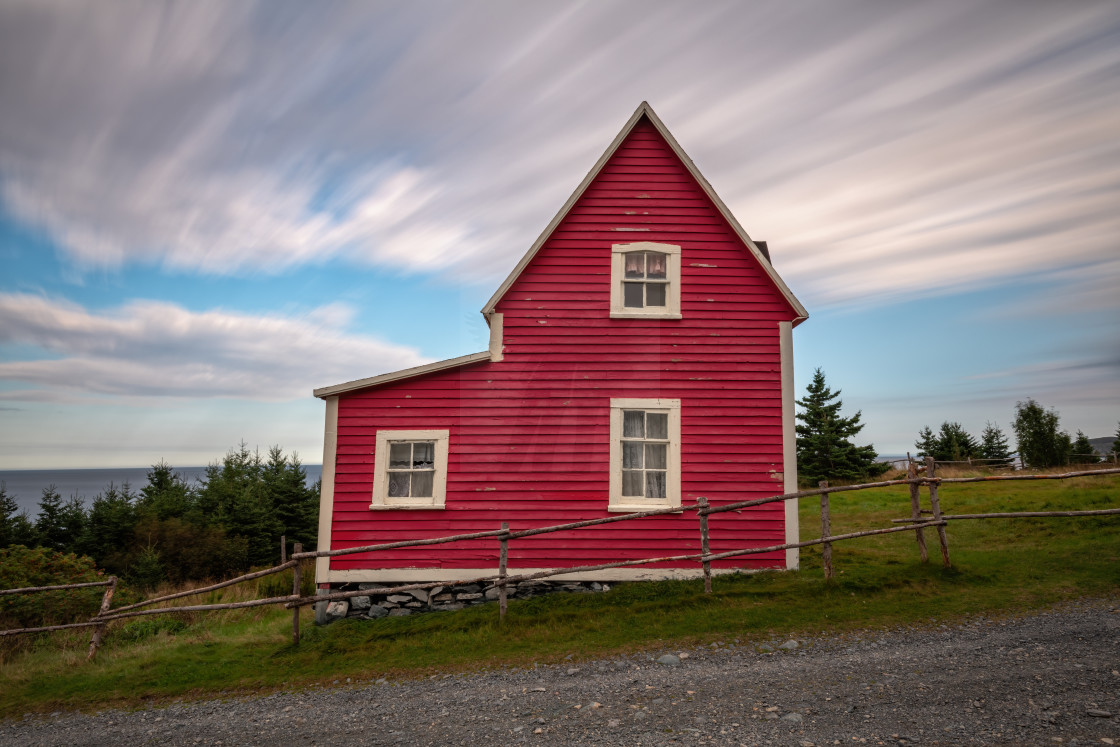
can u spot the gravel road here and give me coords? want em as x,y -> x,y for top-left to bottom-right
4,600 -> 1119,746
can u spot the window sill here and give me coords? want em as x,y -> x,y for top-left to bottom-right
609,312 -> 683,320
607,502 -> 682,514
369,503 -> 446,511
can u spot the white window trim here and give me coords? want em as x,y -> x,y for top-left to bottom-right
371,430 -> 450,510
608,398 -> 681,513
609,242 -> 682,319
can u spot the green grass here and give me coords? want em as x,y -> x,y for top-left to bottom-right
1,473 -> 1117,717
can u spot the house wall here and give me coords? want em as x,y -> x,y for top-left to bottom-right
326,120 -> 800,581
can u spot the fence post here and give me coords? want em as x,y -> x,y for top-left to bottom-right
925,457 -> 951,568
907,454 -> 928,563
292,542 -> 302,645
498,522 -> 509,621
87,576 -> 117,661
819,480 -> 833,580
698,497 -> 712,593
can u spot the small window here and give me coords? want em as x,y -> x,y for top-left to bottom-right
610,242 -> 681,319
372,430 -> 449,509
609,398 -> 681,512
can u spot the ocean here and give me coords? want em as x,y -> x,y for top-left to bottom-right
0,465 -> 323,517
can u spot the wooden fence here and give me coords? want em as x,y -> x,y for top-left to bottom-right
3,460 -> 1118,659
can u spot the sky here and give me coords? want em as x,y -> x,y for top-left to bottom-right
0,0 -> 1118,470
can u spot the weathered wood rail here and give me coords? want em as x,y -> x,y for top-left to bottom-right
2,464 -> 1117,655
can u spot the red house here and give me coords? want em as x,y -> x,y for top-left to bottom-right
312,102 -> 808,589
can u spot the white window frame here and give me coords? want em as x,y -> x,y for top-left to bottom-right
608,398 -> 681,512
371,430 -> 450,510
609,242 -> 682,319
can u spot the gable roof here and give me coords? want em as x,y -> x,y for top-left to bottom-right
315,102 -> 808,399
481,101 -> 808,322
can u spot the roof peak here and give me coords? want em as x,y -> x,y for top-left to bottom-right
481,102 -> 807,321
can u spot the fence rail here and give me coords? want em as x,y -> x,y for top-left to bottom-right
3,463 -> 1118,656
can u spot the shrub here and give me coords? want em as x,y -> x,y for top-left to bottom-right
0,546 -> 104,630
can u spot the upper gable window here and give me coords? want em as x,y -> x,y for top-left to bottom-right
610,242 -> 682,319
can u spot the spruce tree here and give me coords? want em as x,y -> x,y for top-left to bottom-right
0,483 -> 20,548
1071,430 -> 1099,464
914,427 -> 937,459
35,486 -> 68,551
979,422 -> 1013,467
1111,422 -> 1120,456
795,368 -> 887,484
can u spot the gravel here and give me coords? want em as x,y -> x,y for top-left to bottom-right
4,599 -> 1119,746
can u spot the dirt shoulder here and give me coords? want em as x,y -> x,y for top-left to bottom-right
3,599 -> 1119,746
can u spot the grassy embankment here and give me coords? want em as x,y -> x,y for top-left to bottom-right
1,470 -> 1117,716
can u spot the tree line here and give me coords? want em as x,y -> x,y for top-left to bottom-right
796,369 -> 1120,485
0,444 -> 319,589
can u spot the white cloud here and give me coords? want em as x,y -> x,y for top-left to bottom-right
0,293 -> 426,400
0,1 -> 1118,310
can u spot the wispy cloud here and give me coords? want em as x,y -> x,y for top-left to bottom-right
0,1 -> 1118,309
0,293 -> 425,400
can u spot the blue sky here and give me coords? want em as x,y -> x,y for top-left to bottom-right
1,0 -> 1117,469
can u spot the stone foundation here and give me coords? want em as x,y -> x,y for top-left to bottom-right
314,579 -> 610,625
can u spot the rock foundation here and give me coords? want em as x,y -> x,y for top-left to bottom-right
314,580 -> 610,624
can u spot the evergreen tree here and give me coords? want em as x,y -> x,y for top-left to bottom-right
35,486 -> 68,551
263,446 -> 319,549
138,461 -> 195,521
979,422 -> 1013,467
914,427 -> 937,459
1012,399 -> 1071,468
1111,422 -> 1120,456
198,443 -> 283,566
795,368 -> 888,484
1071,430 -> 1099,464
0,483 -> 37,549
915,422 -> 979,462
77,482 -> 138,574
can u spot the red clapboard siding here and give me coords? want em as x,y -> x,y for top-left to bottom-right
326,115 -> 800,575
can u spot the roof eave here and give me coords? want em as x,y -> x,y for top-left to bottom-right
313,350 -> 492,399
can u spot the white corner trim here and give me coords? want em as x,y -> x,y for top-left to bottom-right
371,430 -> 450,509
609,242 -> 682,319
779,321 -> 799,570
488,312 -> 504,362
608,398 -> 682,513
313,351 -> 491,399
479,101 -> 808,323
315,396 -> 339,585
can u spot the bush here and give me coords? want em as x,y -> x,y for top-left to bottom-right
0,546 -> 105,630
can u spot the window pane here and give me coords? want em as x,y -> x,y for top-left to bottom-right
622,410 -> 645,438
645,282 -> 666,307
646,252 -> 666,279
646,412 -> 668,439
387,471 -> 410,497
622,470 -> 643,497
645,443 -> 666,470
622,441 -> 644,469
412,442 -> 434,469
646,471 -> 667,499
411,471 -> 434,498
388,443 -> 412,469
624,253 -> 645,278
623,282 -> 644,308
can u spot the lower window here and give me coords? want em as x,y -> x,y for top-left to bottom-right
371,430 -> 449,509
608,398 -> 681,512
